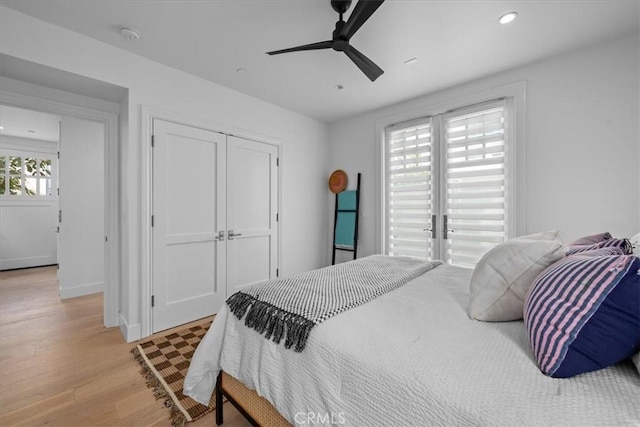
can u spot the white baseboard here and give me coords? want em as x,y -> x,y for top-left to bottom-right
59,281 -> 103,299
119,313 -> 141,343
0,256 -> 57,271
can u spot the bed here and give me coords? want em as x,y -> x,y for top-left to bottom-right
184,255 -> 640,426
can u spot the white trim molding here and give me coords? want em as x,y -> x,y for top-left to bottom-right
119,313 -> 141,343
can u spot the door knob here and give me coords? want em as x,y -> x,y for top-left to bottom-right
228,230 -> 242,240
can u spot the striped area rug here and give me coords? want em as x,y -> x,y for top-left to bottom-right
131,320 -> 214,427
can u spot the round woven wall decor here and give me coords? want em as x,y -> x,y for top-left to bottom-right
328,170 -> 348,193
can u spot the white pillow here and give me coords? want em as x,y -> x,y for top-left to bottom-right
469,231 -> 566,322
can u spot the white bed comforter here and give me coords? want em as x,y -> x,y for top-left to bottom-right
184,264 -> 640,426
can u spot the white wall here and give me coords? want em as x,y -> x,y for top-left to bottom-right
0,7 -> 330,340
328,34 -> 640,257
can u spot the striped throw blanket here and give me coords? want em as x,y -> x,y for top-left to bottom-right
227,255 -> 441,352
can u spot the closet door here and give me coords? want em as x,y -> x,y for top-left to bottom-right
152,119 -> 227,332
226,136 -> 278,294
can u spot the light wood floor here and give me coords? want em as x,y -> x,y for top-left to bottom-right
0,266 -> 251,427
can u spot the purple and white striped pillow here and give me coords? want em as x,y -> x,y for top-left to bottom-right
524,254 -> 640,378
566,238 -> 632,255
568,232 -> 612,246
568,247 -> 624,257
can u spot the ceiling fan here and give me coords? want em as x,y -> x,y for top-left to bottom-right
266,0 -> 385,82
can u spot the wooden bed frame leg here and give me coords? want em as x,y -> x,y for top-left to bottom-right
215,371 -> 223,425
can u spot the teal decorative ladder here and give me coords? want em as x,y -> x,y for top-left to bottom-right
332,173 -> 361,265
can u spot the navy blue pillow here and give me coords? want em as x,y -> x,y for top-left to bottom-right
525,255 -> 640,378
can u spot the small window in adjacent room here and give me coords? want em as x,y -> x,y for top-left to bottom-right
384,99 -> 514,268
0,155 -> 54,197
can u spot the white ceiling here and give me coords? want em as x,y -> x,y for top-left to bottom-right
2,0 -> 639,123
0,105 -> 60,142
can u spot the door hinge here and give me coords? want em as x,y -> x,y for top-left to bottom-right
276,158 -> 279,167
276,213 -> 279,222
57,188 -> 60,196
151,135 -> 155,147
57,151 -> 60,159
151,215 -> 154,227
151,295 -> 155,307
105,235 -> 108,243
58,210 -> 62,223
276,268 -> 279,277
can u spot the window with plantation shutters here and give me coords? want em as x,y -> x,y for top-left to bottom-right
384,99 -> 512,268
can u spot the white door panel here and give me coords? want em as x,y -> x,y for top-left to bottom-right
229,147 -> 271,229
227,235 -> 272,290
152,119 -> 226,332
58,116 -> 104,298
226,136 -> 278,293
165,241 -> 217,301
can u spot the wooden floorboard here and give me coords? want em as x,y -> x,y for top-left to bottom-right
0,266 -> 251,426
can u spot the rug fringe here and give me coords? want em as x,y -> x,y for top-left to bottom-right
131,346 -> 188,427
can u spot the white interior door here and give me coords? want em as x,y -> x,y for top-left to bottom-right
58,116 -> 104,298
226,136 -> 278,294
152,120 -> 227,332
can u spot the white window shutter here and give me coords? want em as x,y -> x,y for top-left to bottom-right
443,101 -> 507,268
385,118 -> 434,259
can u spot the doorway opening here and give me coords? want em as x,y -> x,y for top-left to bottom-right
0,105 -> 60,271
0,59 -> 124,329
0,102 -> 110,317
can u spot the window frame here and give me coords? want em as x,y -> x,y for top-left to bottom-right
375,82 -> 526,262
0,147 -> 58,200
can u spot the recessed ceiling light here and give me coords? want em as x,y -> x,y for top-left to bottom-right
28,130 -> 36,133
236,68 -> 247,73
334,84 -> 344,90
0,126 -> 4,130
120,27 -> 141,41
498,12 -> 518,24
404,58 -> 418,66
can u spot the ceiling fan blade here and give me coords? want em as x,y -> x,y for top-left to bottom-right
340,0 -> 385,40
344,45 -> 384,81
266,40 -> 333,55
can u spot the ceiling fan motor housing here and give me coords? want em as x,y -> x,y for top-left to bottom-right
331,0 -> 352,15
332,21 -> 350,51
